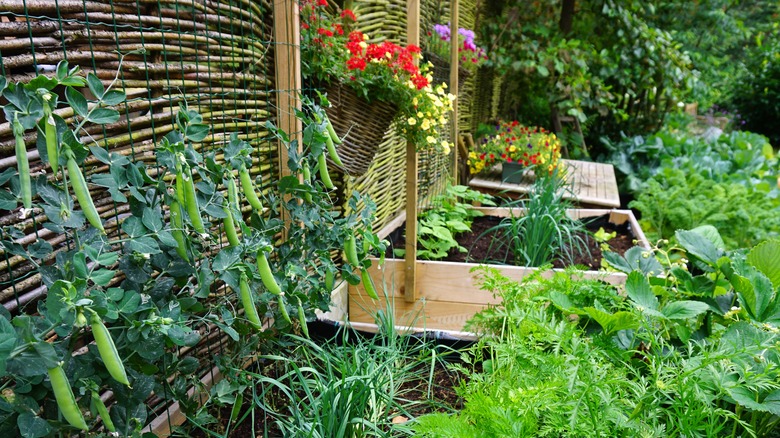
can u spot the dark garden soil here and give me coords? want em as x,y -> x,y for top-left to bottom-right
385,213 -> 636,270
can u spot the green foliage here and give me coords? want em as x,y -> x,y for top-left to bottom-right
416,233 -> 780,437
481,0 -> 693,146
629,168 -> 780,248
397,184 -> 494,260
729,25 -> 780,145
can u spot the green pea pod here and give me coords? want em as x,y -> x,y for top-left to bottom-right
67,155 -> 104,233
278,295 -> 291,324
48,365 -> 88,431
297,298 -> 309,338
169,199 -> 189,262
12,117 -> 31,209
91,392 -> 116,433
325,268 -> 334,291
344,234 -> 359,266
360,268 -> 379,300
302,163 -> 311,183
239,167 -> 263,212
239,274 -> 262,331
256,251 -> 282,296
325,117 -> 343,145
222,205 -> 240,247
181,165 -> 205,234
317,153 -> 335,190
226,173 -> 240,210
325,132 -> 345,167
43,104 -> 59,174
90,312 -> 130,386
230,393 -> 243,422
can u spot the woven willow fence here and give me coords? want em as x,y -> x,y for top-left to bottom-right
0,0 -> 280,432
0,0 -> 496,433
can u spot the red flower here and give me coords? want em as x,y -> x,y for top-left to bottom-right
412,74 -> 428,89
334,23 -> 344,35
302,23 -> 309,30
348,30 -> 363,42
316,0 -> 327,6
317,27 -> 333,37
341,9 -> 357,21
407,44 -> 421,54
346,56 -> 366,71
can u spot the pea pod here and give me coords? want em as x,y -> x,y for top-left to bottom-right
325,132 -> 345,167
325,268 -> 334,291
226,173 -> 240,211
43,103 -> 59,174
91,391 -> 116,433
277,295 -> 291,324
222,205 -> 240,247
256,251 -> 282,296
169,199 -> 189,262
230,393 -> 243,422
297,298 -> 309,338
12,117 -> 31,209
181,164 -> 205,234
90,312 -> 130,387
317,153 -> 335,190
360,268 -> 379,300
67,153 -> 104,233
48,365 -> 88,431
344,234 -> 359,266
302,163 -> 311,183
325,117 -> 343,145
239,167 -> 263,213
239,274 -> 262,331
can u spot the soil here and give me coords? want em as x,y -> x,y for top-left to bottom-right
385,213 -> 636,270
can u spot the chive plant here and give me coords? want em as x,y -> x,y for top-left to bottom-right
477,167 -> 589,267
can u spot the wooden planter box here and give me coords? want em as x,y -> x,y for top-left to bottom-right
339,208 -> 649,334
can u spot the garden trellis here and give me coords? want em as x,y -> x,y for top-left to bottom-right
0,0 -> 488,433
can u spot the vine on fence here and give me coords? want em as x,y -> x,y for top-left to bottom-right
0,61 -> 382,436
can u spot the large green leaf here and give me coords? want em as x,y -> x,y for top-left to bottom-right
661,300 -> 709,320
625,271 -> 659,311
676,229 -> 721,266
583,307 -> 639,335
726,387 -> 780,415
689,224 -> 726,250
747,240 -> 780,289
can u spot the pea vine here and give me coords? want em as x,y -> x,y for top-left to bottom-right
0,60 -> 381,436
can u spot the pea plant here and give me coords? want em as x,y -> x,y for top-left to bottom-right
0,61 -> 382,436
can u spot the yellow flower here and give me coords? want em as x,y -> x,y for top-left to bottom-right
417,111 -> 424,118
359,41 -> 367,49
412,97 -> 418,106
426,136 -> 436,144
407,117 -> 416,126
509,145 -> 516,152
421,119 -> 430,130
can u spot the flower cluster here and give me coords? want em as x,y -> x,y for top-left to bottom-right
426,24 -> 488,69
468,122 -> 562,175
300,0 -> 455,154
400,81 -> 456,154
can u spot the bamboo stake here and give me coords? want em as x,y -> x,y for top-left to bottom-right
450,0 -> 460,183
405,0 -> 420,303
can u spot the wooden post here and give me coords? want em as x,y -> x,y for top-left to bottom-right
273,0 -> 303,236
449,0 -> 460,183
405,0 -> 420,303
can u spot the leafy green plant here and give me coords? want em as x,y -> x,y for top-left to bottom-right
477,168 -> 588,267
0,62 -> 383,435
629,168 -> 780,248
395,184 -> 494,260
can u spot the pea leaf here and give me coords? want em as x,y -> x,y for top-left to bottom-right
121,217 -> 146,238
117,291 -> 141,315
90,269 -> 115,287
87,108 -> 120,125
16,413 -> 51,438
127,236 -> 161,255
0,316 -> 17,377
65,87 -> 89,118
101,90 -> 126,106
86,72 -> 104,99
141,207 -> 163,233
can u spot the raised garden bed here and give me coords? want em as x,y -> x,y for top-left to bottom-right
342,208 -> 650,333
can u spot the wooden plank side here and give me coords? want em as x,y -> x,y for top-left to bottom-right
348,289 -> 489,332
469,159 -> 621,208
